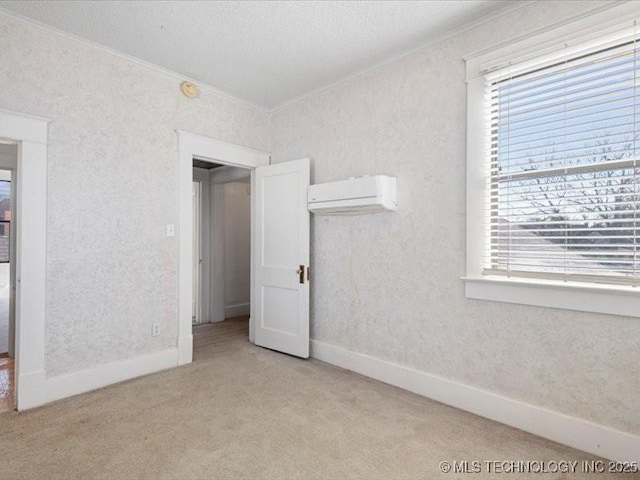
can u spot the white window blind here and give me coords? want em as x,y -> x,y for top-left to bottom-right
485,34 -> 640,286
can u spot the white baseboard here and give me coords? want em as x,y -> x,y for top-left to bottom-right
177,334 -> 193,365
225,302 -> 250,318
17,347 -> 179,410
16,369 -> 47,410
310,339 -> 640,463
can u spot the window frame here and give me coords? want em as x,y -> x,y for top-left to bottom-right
464,3 -> 640,317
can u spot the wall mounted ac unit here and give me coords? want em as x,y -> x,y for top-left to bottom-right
307,175 -> 397,215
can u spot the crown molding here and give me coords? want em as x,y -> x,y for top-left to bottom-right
0,7 -> 270,113
269,1 -> 536,113
2,1 -> 616,113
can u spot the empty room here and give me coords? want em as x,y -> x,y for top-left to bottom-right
0,1 -> 638,479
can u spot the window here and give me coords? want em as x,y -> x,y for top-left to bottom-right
0,180 -> 10,264
465,5 -> 640,317
487,38 -> 639,286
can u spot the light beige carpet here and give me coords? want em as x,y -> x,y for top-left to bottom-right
0,317 -> 631,479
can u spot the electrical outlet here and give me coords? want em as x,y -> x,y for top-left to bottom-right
166,224 -> 175,237
152,324 -> 160,337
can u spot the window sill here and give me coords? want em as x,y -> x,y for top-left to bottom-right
462,276 -> 640,318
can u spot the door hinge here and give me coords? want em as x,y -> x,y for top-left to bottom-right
297,265 -> 305,284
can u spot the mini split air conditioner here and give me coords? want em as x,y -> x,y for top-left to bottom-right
307,175 -> 397,215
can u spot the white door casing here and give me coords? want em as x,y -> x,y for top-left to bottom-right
0,108 -> 49,410
254,158 -> 310,358
177,131 -> 270,364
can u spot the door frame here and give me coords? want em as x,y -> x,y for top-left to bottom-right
0,149 -> 17,358
176,131 -> 269,365
0,168 -> 16,357
0,108 -> 50,410
191,180 -> 201,325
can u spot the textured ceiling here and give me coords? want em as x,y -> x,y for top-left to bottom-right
0,0 -> 520,109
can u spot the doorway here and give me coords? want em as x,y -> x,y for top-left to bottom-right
192,160 -> 252,325
0,144 -> 16,413
177,131 -> 310,365
192,159 -> 252,352
176,131 -> 269,365
0,109 -> 49,411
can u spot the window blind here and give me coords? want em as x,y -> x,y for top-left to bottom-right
485,35 -> 640,286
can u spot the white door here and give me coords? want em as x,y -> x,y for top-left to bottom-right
254,158 -> 310,358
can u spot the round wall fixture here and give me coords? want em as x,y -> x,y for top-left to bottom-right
180,81 -> 200,98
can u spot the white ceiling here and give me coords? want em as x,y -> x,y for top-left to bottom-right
0,1 -> 520,109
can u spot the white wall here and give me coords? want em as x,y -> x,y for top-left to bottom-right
0,14 -> 269,376
223,181 -> 251,317
270,0 -> 640,439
